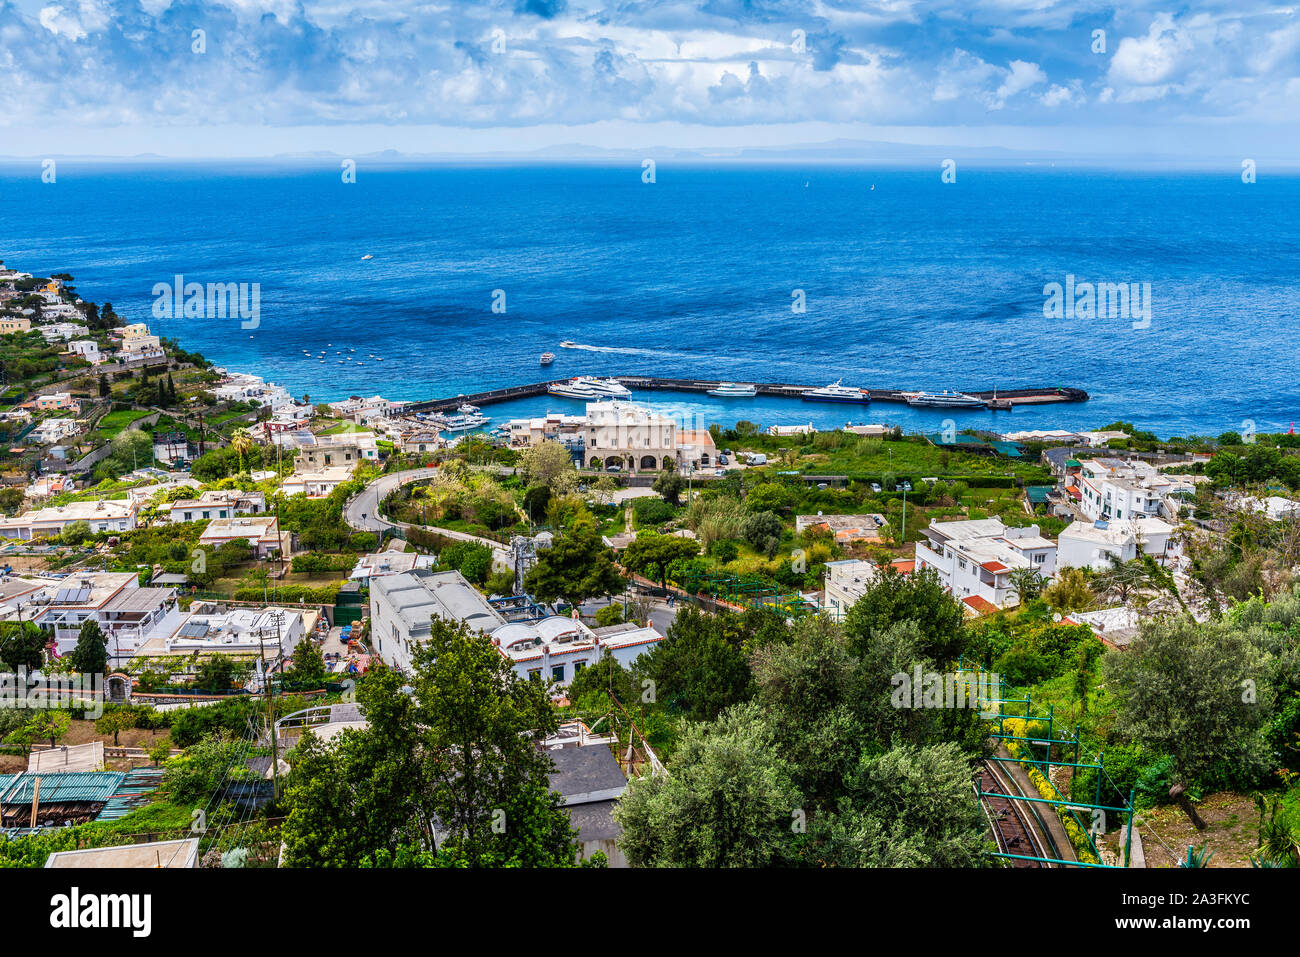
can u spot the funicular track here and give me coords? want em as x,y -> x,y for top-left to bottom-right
975,759 -> 1058,868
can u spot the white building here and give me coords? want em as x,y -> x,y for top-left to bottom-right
822,559 -> 880,622
210,371 -> 294,410
197,516 -> 289,558
369,569 -> 507,673
0,499 -> 139,539
1056,517 -> 1175,571
492,617 -> 663,686
29,418 -> 80,445
1073,457 -> 1191,523
281,466 -> 355,498
349,549 -> 436,586
293,431 -> 378,469
914,518 -> 1057,612
169,489 -> 266,524
38,322 -> 88,342
67,339 -> 102,364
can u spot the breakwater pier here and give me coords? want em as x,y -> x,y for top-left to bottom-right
407,377 -> 1088,414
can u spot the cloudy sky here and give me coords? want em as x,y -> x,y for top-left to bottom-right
2,0 -> 1298,158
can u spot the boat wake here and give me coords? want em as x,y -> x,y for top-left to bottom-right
558,341 -> 682,358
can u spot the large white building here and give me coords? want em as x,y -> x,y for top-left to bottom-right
1073,457 -> 1192,523
370,569 -> 507,673
0,499 -> 139,539
914,518 -> 1057,613
1056,517 -> 1175,570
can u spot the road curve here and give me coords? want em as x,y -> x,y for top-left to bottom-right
344,467 -> 512,569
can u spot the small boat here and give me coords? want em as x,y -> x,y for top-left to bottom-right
457,403 -> 480,414
906,390 -> 985,409
549,379 -> 602,400
801,380 -> 869,403
707,382 -> 757,397
540,352 -> 555,365
559,340 -> 578,348
572,376 -> 630,397
361,254 -> 373,261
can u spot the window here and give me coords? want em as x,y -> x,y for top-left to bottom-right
202,511 -> 210,519
552,665 -> 565,681
574,661 -> 587,673
528,669 -> 542,680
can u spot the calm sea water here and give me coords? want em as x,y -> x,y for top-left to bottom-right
2,162 -> 1298,439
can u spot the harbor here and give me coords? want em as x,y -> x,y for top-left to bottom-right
407,377 -> 1088,414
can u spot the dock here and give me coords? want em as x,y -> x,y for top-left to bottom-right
407,378 -> 1088,414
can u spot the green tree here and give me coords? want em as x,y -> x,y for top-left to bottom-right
621,532 -> 700,589
1104,616 -> 1271,828
842,564 -> 966,664
615,702 -> 802,867
95,708 -> 137,746
67,619 -> 109,676
288,638 -> 326,689
0,620 -> 47,672
741,510 -> 783,557
524,525 -> 624,609
412,617 -> 578,866
194,654 -> 239,692
652,470 -> 685,506
148,735 -> 173,767
634,606 -> 752,721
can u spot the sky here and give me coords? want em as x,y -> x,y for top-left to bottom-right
1,0 -> 1298,159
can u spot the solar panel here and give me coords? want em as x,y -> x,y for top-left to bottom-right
179,621 -> 209,638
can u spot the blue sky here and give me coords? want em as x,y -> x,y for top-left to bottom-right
2,0 -> 1299,158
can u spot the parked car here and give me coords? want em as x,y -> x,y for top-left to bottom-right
606,464 -> 621,472
714,468 -> 726,476
901,480 -> 913,492
718,455 -> 729,465
816,482 -> 827,490
870,482 -> 882,493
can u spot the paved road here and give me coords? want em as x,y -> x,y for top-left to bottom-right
344,466 -> 512,569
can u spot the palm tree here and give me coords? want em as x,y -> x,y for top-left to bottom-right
230,428 -> 254,475
1008,566 -> 1047,604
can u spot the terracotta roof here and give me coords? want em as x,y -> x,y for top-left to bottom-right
961,595 -> 1000,615
980,561 -> 1009,574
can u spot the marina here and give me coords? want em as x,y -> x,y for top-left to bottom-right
409,377 -> 1089,415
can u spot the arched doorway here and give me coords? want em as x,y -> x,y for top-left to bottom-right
640,455 -> 657,470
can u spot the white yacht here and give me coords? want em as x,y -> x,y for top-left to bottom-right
572,376 -> 631,397
801,380 -> 869,403
548,379 -> 602,400
906,390 -> 985,409
707,382 -> 758,397
436,410 -> 491,433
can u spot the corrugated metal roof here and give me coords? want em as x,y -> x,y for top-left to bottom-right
0,771 -> 125,806
96,767 -> 166,821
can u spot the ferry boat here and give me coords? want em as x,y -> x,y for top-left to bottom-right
540,352 -> 555,365
906,390 -> 985,409
548,379 -> 602,400
801,380 -> 869,403
707,382 -> 758,397
572,376 -> 631,397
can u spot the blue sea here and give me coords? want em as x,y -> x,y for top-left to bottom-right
2,161 -> 1298,439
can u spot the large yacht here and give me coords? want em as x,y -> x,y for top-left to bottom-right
707,382 -> 758,397
572,376 -> 631,397
801,380 -> 870,403
435,409 -> 491,432
906,390 -> 985,409
548,378 -> 602,399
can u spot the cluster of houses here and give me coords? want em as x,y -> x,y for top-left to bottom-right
0,567 -> 317,671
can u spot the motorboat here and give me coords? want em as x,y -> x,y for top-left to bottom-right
707,382 -> 758,397
540,352 -> 555,365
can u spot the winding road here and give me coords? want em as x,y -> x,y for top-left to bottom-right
343,467 -> 512,569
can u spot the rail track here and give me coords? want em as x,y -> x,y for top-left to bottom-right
976,759 -> 1057,868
